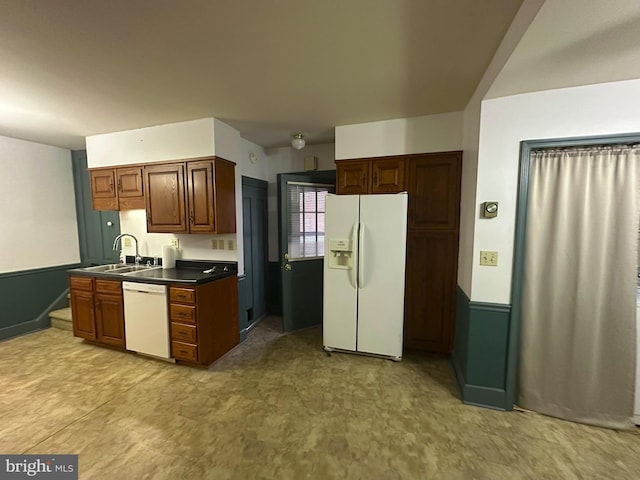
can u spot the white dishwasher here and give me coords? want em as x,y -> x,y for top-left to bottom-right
123,282 -> 173,361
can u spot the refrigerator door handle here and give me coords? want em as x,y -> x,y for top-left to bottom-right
350,222 -> 359,288
358,221 -> 365,288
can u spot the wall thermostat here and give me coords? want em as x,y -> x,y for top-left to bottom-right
482,201 -> 499,218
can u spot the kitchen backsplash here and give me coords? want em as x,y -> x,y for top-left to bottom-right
118,210 -> 238,263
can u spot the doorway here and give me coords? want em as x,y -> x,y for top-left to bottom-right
71,150 -> 121,264
242,176 -> 268,330
508,134 -> 640,428
278,171 -> 336,332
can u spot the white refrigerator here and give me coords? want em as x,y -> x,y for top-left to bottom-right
323,193 -> 408,360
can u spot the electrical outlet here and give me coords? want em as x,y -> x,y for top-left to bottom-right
480,251 -> 498,266
123,237 -> 132,247
227,240 -> 234,251
170,238 -> 179,248
211,239 -> 218,249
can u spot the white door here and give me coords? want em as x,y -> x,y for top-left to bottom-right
357,194 -> 408,358
323,194 -> 359,351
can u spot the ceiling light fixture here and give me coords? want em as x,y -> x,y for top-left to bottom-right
291,133 -> 305,150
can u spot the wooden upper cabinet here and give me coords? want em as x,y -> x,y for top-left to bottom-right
90,166 -> 144,211
145,163 -> 187,233
187,161 -> 215,233
371,158 -> 405,194
336,157 -> 405,195
336,160 -> 369,195
407,152 -> 461,231
90,169 -> 118,210
116,166 -> 145,209
146,157 -> 236,234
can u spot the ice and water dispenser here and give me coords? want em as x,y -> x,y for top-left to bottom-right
328,238 -> 354,269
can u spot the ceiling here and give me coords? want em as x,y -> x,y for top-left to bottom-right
487,0 -> 640,99
0,0 -> 522,150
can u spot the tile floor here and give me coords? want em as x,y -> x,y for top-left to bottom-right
1,317 -> 639,479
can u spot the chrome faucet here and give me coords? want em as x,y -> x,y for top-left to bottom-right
112,234 -> 142,265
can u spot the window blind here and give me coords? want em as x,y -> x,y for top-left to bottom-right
286,182 -> 332,259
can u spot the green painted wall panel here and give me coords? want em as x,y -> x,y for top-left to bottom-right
237,274 -> 248,342
453,286 -> 470,380
451,293 -> 511,410
466,304 -> 510,389
0,265 -> 77,339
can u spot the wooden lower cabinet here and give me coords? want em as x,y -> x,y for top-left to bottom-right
404,232 -> 457,354
70,274 -> 239,367
169,276 -> 239,367
70,276 -> 125,347
70,289 -> 97,340
95,293 -> 125,347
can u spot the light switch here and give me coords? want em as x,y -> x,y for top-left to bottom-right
123,237 -> 132,247
480,251 -> 498,266
170,238 -> 179,248
227,240 -> 234,251
211,239 -> 218,250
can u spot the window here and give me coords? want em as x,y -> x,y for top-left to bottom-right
286,182 -> 333,259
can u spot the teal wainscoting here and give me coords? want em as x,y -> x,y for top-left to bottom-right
0,264 -> 79,341
452,286 -> 512,410
237,274 -> 249,342
267,261 -> 282,316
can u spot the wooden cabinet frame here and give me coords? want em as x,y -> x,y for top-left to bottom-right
336,157 -> 405,194
90,166 -> 145,211
145,156 -> 236,234
70,276 -> 125,347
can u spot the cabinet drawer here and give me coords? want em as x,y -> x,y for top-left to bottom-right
95,279 -> 122,295
69,276 -> 94,292
170,303 -> 196,324
172,341 -> 198,362
171,322 -> 197,343
169,287 -> 196,304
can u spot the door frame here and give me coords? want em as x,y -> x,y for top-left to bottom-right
507,132 -> 640,409
72,150 -> 121,265
241,175 -> 269,333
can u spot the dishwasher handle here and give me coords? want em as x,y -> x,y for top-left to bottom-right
122,281 -> 167,295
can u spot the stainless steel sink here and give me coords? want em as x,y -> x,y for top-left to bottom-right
116,265 -> 160,274
80,264 -> 159,274
82,264 -> 129,272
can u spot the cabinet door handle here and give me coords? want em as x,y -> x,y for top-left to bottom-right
109,178 -> 114,192
117,179 -> 122,191
189,212 -> 195,224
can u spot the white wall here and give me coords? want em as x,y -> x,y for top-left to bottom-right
86,118 -> 215,167
471,78 -> 640,304
335,112 -> 463,160
0,136 -> 80,273
458,0 -> 545,296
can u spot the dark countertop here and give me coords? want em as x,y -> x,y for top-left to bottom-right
68,260 -> 238,286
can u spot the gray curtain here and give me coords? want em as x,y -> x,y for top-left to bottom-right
519,145 -> 640,429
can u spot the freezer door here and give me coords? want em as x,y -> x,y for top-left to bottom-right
357,193 -> 408,358
323,194 -> 359,351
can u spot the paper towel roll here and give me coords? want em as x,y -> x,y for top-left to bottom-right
162,245 -> 177,269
